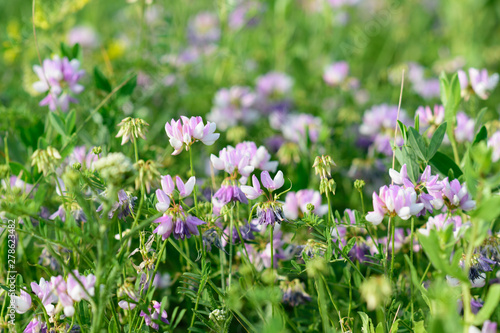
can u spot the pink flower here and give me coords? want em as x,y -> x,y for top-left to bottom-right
488,131 -> 500,162
165,116 -> 219,155
32,55 -> 85,111
284,190 -> 328,219
458,68 -> 499,100
365,185 -> 424,225
440,178 -> 475,211
241,174 -> 263,199
175,176 -> 195,198
323,61 -> 349,86
416,105 -> 444,137
67,271 -> 96,302
260,170 -> 284,191
12,290 -> 32,314
31,277 -> 58,316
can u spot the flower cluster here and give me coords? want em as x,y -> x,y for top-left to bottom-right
32,55 -> 85,111
140,300 -> 169,330
207,86 -> 258,131
458,68 -> 499,100
165,116 -> 220,155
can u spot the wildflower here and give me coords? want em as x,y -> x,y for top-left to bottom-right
240,175 -> 263,200
256,202 -> 286,227
202,228 -> 226,253
228,1 -> 262,30
360,276 -> 392,310
67,271 -> 96,302
67,25 -> 99,48
323,61 -> 349,86
359,104 -> 410,156
280,113 -> 322,144
140,300 -> 169,330
480,234 -> 500,263
67,146 -> 98,171
187,12 -> 220,45
211,143 -> 268,183
153,206 -> 205,240
439,177 -> 475,211
165,116 -> 220,155
11,290 -> 32,314
365,185 -> 424,225
416,105 -> 444,137
458,68 -> 499,100
175,176 -> 195,198
50,201 -> 87,223
419,214 -> 466,238
209,309 -> 227,328
389,164 -> 444,214
97,189 -> 136,220
24,317 -> 47,333
31,146 -> 61,176
31,277 -> 58,316
447,253 -> 495,288
284,189 -> 328,219
116,117 -> 149,145
32,55 -> 85,111
454,112 -> 475,143
207,86 -> 258,131
255,72 -> 293,113
280,279 -> 312,306
94,152 -> 135,187
488,131 -> 500,162
468,321 -> 498,333
214,180 -> 248,205
260,170 -> 284,191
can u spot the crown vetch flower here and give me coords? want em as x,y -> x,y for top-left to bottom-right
365,185 -> 424,225
32,55 -> 85,111
153,206 -> 205,240
284,189 -> 328,219
165,116 -> 220,155
175,176 -> 195,198
207,86 -> 258,131
440,177 -> 476,211
66,271 -> 96,302
416,105 -> 444,137
240,174 -> 263,200
488,131 -> 500,162
116,117 -> 149,145
280,279 -> 312,306
12,290 -> 32,314
323,61 -> 349,86
458,68 -> 499,100
140,300 -> 169,330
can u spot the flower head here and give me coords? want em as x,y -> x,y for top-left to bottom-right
458,68 -> 499,100
32,55 -> 85,111
439,177 -> 475,212
165,116 -> 220,155
323,61 -> 349,86
365,185 -> 424,225
12,290 -> 32,314
140,300 -> 169,330
116,117 -> 149,145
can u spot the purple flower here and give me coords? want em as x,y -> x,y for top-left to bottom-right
67,26 -> 99,48
175,176 -> 195,198
140,300 -> 169,330
488,131 -> 500,162
31,277 -> 58,316
260,170 -> 285,191
280,113 -> 322,144
323,61 -> 349,86
256,203 -> 286,227
24,317 -> 47,333
240,174 -> 263,200
67,271 -> 96,302
12,290 -> 32,314
207,86 -> 258,130
416,105 -> 444,137
96,190 -> 136,220
439,177 -> 475,211
284,189 -> 327,219
280,279 -> 312,306
153,206 -> 205,240
165,116 -> 220,155
67,146 -> 98,170
214,182 -> 248,205
454,111 -> 475,143
458,68 -> 499,100
365,185 -> 424,225
32,55 -> 85,111
211,142 -> 278,182
359,104 -> 410,156
256,72 -> 293,100
447,254 -> 494,288
2,175 -> 34,194
469,321 -> 498,333
229,1 -> 263,30
419,213 -> 466,238
187,12 -> 220,46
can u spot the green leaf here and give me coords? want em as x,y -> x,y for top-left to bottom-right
9,161 -> 33,183
470,196 -> 500,221
359,312 -> 375,333
48,112 -> 67,138
426,122 -> 447,161
429,151 -> 462,179
389,319 -> 399,333
408,127 -> 427,161
65,109 -> 76,134
72,43 -> 81,60
94,67 -> 112,92
472,126 -> 487,145
414,321 -> 427,333
473,285 -> 500,325
118,75 -> 137,96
